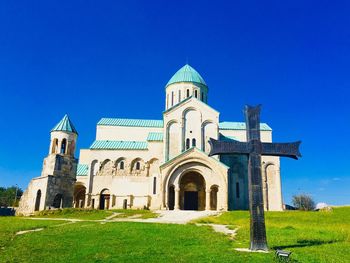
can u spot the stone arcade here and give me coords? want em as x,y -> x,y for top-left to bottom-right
18,64 -> 283,215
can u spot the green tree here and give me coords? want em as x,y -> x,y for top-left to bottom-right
0,186 -> 23,207
292,194 -> 316,211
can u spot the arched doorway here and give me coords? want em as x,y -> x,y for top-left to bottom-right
34,190 -> 41,211
74,184 -> 86,208
180,172 -> 206,210
99,189 -> 110,210
52,194 -> 63,208
210,185 -> 218,210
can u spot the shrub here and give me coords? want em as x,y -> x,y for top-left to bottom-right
292,194 -> 316,211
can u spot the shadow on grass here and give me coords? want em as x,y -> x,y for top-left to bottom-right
272,239 -> 338,250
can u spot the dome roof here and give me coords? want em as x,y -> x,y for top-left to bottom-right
51,114 -> 78,134
166,64 -> 207,87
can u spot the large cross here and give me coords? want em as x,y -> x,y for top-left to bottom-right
209,105 -> 301,251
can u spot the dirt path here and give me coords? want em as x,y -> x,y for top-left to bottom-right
23,210 -> 238,238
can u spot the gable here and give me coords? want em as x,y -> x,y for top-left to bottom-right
163,97 -> 219,121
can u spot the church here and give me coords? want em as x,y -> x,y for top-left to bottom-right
17,64 -> 283,215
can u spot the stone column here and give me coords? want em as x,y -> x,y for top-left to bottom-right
174,188 -> 180,210
205,190 -> 211,211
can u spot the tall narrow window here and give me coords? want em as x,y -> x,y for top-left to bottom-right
51,138 -> 58,154
153,177 -> 157,194
178,90 -> 181,103
236,182 -> 240,198
171,91 -> 174,106
136,161 -> 141,170
192,138 -> 196,147
186,138 -> 190,150
201,92 -> 204,101
186,89 -> 189,97
195,90 -> 198,98
120,161 -> 124,170
60,139 -> 67,154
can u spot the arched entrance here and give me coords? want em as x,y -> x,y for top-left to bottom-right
34,190 -> 41,211
52,194 -> 63,208
168,185 -> 175,210
180,172 -> 206,210
99,189 -> 110,210
74,184 -> 86,208
210,185 -> 218,210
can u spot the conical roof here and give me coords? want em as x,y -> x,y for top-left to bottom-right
166,64 -> 207,87
51,114 -> 78,134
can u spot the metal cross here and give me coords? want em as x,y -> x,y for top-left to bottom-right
209,105 -> 301,251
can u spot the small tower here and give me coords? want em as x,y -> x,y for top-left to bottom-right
17,115 -> 78,215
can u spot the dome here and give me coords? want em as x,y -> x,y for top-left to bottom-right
166,64 -> 207,87
51,114 -> 78,134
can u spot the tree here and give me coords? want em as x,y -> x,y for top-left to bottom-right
0,186 -> 23,207
292,194 -> 316,211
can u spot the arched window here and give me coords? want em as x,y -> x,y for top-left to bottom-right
120,161 -> 124,170
192,138 -> 196,147
195,90 -> 198,98
60,139 -> 67,154
186,138 -> 190,150
51,138 -> 58,154
171,91 -> 174,106
178,90 -> 181,103
136,161 -> 141,170
186,89 -> 189,97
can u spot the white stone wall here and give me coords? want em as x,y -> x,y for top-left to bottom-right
219,129 -> 272,142
96,125 -> 162,141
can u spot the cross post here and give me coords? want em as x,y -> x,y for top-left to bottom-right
209,105 -> 301,251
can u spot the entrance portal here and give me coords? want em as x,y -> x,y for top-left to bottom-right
180,172 -> 205,210
99,189 -> 110,210
52,194 -> 63,208
34,190 -> 41,211
74,184 -> 86,208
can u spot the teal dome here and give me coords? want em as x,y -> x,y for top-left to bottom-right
166,64 -> 207,87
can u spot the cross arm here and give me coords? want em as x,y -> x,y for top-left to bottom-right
262,141 -> 302,159
208,138 -> 250,156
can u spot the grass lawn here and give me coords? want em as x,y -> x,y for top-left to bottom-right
32,208 -> 158,220
0,207 -> 349,262
195,207 -> 350,262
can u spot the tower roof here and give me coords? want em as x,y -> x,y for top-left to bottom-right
166,64 -> 207,87
51,114 -> 78,134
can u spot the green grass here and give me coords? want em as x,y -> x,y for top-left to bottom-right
0,207 -> 349,262
31,208 -> 158,220
195,207 -> 350,262
0,217 -> 62,249
112,209 -> 159,219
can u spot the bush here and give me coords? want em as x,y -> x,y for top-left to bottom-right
292,194 -> 316,211
0,186 -> 23,207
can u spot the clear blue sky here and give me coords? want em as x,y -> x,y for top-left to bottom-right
0,1 -> 349,205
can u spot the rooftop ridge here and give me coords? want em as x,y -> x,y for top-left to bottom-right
98,118 -> 163,128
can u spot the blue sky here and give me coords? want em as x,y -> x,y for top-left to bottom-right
0,1 -> 349,205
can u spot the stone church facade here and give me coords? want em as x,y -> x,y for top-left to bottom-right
18,64 -> 282,215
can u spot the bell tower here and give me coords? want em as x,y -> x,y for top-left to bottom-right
17,114 -> 78,215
